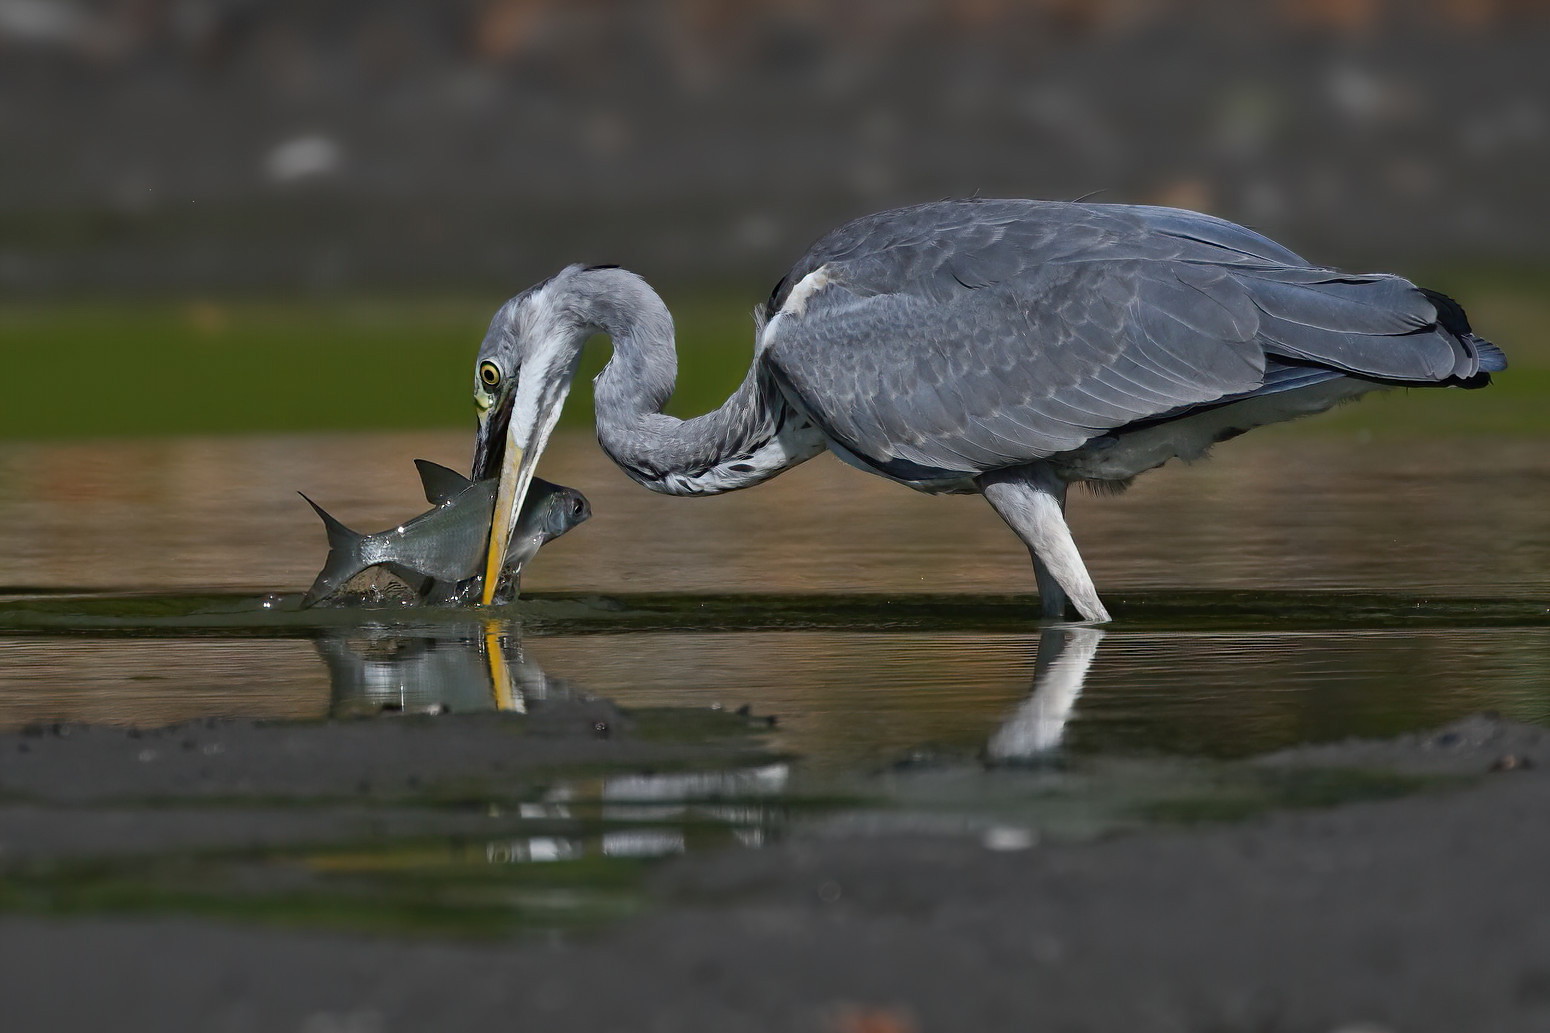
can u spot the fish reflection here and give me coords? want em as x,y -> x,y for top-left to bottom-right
985,627 -> 1104,762
318,622 -> 563,717
479,767 -> 788,863
531,763 -> 791,859
315,623 -> 791,853
596,764 -> 791,843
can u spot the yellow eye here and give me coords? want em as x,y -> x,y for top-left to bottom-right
479,361 -> 501,388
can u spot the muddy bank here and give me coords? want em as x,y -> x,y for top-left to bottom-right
1,709 -> 1548,1032
0,698 -> 773,805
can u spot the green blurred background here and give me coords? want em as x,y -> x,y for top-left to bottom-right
1,275 -> 1546,441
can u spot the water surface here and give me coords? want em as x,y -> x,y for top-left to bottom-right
2,429 -> 1547,766
2,426 -> 1548,934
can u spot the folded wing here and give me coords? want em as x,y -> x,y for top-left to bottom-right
764,200 -> 1501,482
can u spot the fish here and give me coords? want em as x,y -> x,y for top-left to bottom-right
301,459 -> 590,607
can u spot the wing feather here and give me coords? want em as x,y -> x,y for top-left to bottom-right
762,200 -> 1500,481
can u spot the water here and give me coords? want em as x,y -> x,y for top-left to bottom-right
2,428 -> 1548,931
2,428 -> 1547,747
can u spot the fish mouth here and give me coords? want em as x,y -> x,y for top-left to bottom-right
487,535 -> 542,606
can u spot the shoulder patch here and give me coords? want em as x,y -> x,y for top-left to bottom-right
779,266 -> 834,318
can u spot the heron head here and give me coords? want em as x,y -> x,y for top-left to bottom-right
471,270 -> 591,605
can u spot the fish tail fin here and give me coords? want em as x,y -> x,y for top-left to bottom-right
299,492 -> 367,607
300,492 -> 360,552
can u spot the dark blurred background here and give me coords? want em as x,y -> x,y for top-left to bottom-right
4,0 -> 1550,296
3,1 -> 1547,439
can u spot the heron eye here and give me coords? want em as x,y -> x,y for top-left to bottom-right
479,361 -> 501,388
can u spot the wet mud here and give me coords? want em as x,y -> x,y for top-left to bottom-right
1,704 -> 1548,1032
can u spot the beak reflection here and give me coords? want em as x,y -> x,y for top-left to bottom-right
319,622 -> 557,718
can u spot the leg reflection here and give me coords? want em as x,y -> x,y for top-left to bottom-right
985,627 -> 1104,762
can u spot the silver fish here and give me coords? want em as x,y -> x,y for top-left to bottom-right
301,459 -> 589,607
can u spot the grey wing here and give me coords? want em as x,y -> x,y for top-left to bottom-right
765,199 -> 1308,317
765,258 -> 1268,481
763,200 -> 1501,482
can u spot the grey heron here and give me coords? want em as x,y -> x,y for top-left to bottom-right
471,199 -> 1505,621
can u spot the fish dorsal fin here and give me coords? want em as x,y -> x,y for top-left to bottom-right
298,492 -> 360,552
414,459 -> 474,505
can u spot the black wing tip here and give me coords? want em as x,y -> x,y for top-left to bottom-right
1417,288 -> 1507,383
1418,288 -> 1472,336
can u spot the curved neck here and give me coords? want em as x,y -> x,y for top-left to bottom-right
573,268 -> 822,495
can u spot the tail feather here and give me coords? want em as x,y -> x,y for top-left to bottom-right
299,492 -> 368,606
1473,338 -> 1508,373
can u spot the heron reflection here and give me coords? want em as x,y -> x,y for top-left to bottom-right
316,625 -> 792,861
986,627 -> 1105,763
318,621 -> 561,718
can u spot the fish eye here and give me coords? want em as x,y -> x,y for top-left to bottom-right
479,361 -> 501,388
571,498 -> 584,516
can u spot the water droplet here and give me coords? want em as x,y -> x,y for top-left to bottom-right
259,593 -> 282,610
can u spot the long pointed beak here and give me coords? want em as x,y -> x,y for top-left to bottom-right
480,430 -> 534,605
472,372 -> 571,606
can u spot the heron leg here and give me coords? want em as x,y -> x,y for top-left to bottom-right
978,466 -> 1111,623
1032,549 -> 1068,621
